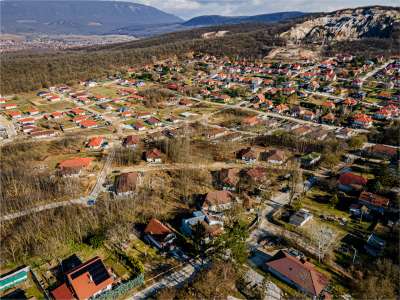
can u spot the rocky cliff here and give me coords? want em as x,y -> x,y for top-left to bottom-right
281,6 -> 400,42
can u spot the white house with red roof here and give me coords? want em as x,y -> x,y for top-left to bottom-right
338,172 -> 368,192
352,113 -> 373,128
86,137 -> 104,149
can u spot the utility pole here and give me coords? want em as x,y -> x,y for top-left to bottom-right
352,246 -> 357,265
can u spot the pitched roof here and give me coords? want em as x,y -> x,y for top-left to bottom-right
339,172 -> 367,186
367,144 -> 397,157
322,112 -> 335,121
219,168 -> 240,186
204,190 -> 234,208
353,113 -> 372,123
343,98 -> 357,106
80,120 -> 98,128
238,147 -> 257,159
51,283 -> 74,300
266,250 -> 328,296
246,167 -> 267,181
359,191 -> 389,208
124,135 -> 140,146
144,218 -> 172,236
66,257 -> 113,300
87,137 -> 103,148
266,149 -> 286,162
115,172 -> 139,194
59,157 -> 93,170
146,148 -> 162,159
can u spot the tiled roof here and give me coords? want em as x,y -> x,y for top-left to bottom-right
266,250 -> 328,297
144,218 -> 172,236
339,172 -> 367,186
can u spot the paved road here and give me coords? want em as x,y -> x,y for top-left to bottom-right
127,259 -> 205,300
360,59 -> 394,86
0,198 -> 86,222
0,148 -> 116,222
184,95 -> 369,134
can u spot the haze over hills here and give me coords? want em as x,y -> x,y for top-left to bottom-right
0,0 -> 183,35
182,11 -> 307,27
0,1 -> 308,36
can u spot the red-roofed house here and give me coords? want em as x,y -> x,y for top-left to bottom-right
358,191 -> 389,213
338,172 -> 367,192
123,135 -> 140,148
203,190 -> 234,212
374,108 -> 393,120
321,113 -> 336,124
321,101 -> 335,110
7,110 -> 22,119
365,144 -> 398,160
51,256 -> 114,300
87,137 -> 104,149
273,104 -> 289,114
219,168 -> 240,191
266,250 -> 328,299
1,103 -> 17,110
242,116 -> 261,126
27,107 -> 40,115
145,148 -> 162,163
51,282 -> 74,300
80,120 -> 98,129
70,108 -> 86,116
18,117 -> 35,125
50,111 -> 64,119
144,218 -> 176,250
58,157 -> 93,176
343,98 -> 357,107
352,113 -> 373,128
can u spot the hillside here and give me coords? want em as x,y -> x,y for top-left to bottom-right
183,11 -> 307,27
0,0 -> 183,35
2,6 -> 400,95
281,6 -> 400,42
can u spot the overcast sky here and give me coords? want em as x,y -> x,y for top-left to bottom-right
133,0 -> 399,19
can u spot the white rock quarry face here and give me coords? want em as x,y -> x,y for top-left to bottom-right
280,7 -> 400,42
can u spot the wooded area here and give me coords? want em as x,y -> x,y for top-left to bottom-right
0,23 -> 291,94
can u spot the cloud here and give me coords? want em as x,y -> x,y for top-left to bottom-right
134,0 -> 400,19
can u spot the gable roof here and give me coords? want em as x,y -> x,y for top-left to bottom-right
51,283 -> 74,300
219,168 -> 240,186
246,167 -> 267,181
146,148 -> 162,159
115,172 -> 139,194
124,135 -> 140,146
366,144 -> 398,158
204,190 -> 234,208
359,191 -> 389,208
266,149 -> 286,162
58,157 -> 93,170
66,257 -> 113,300
144,218 -> 172,236
339,172 -> 367,186
87,137 -> 103,148
266,250 -> 328,297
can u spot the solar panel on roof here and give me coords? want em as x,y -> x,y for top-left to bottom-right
70,259 -> 110,285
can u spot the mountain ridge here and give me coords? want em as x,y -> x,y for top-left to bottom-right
183,11 -> 307,27
0,0 -> 183,35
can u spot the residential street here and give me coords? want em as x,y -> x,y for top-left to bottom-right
127,259 -> 205,300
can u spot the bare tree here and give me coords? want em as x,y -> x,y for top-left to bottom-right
310,224 -> 335,263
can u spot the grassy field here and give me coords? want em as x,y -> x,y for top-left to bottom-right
88,86 -> 119,99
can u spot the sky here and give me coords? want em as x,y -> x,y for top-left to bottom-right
133,0 -> 399,19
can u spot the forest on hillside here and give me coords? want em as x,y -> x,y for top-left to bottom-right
0,22 -> 291,94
